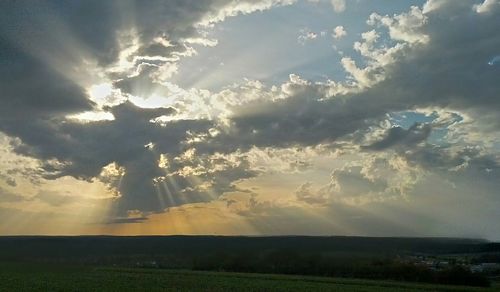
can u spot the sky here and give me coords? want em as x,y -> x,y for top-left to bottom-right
0,0 -> 499,239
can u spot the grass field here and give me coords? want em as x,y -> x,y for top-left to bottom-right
0,262 -> 497,292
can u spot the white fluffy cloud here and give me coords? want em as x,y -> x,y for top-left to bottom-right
331,0 -> 346,13
332,25 -> 347,39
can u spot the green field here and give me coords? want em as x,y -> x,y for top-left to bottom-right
0,262 -> 497,292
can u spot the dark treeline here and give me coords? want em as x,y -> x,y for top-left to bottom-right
191,250 -> 490,287
0,236 -> 491,260
0,236 -> 496,287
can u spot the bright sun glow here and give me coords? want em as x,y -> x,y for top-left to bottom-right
67,111 -> 115,122
87,83 -> 117,105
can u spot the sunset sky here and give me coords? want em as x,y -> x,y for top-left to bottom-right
0,0 -> 499,239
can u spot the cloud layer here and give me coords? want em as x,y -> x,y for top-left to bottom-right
0,0 -> 499,238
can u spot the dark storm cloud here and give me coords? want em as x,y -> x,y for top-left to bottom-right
102,217 -> 149,224
12,102 -> 178,177
363,123 -> 432,151
0,0 -> 291,122
33,102 -> 213,213
1,0 -> 291,215
0,0 -> 244,121
0,0 -> 237,67
371,0 -> 500,115
3,98 -> 253,214
403,144 -> 500,175
0,44 -> 94,119
198,91 -> 380,154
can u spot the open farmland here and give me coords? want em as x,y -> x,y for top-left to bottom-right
0,262 -> 497,292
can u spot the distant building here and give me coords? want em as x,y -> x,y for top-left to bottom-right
470,263 -> 500,273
